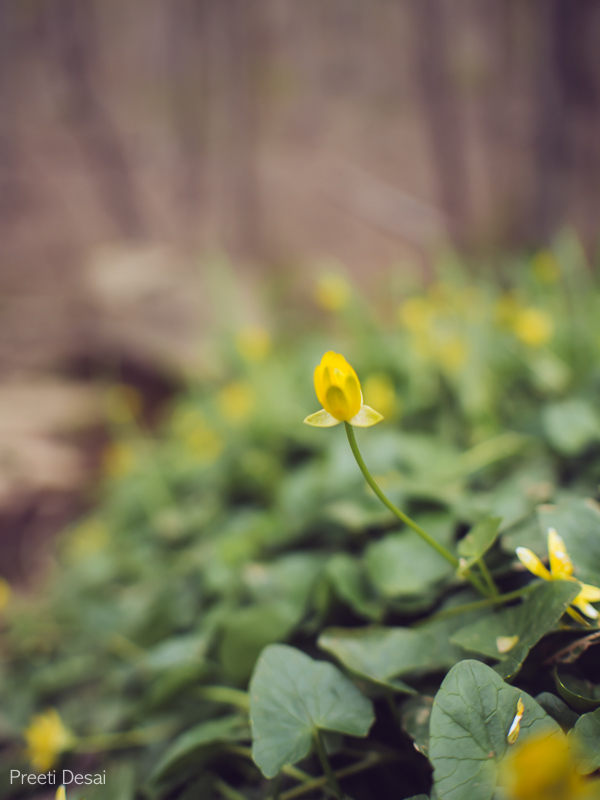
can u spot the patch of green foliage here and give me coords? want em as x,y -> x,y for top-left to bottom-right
2,235 -> 600,799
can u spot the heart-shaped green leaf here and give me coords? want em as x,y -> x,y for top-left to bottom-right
430,660 -> 561,800
569,707 -> 600,772
451,580 -> 580,678
249,644 -> 374,778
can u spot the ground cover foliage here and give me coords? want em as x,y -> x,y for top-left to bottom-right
2,236 -> 600,798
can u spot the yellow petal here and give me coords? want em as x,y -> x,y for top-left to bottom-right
303,409 -> 341,428
572,593 -> 599,619
349,404 -> 384,428
497,635 -> 519,654
547,528 -> 574,578
577,581 -> 600,602
516,547 -> 551,580
507,697 -> 525,744
56,788 -> 66,800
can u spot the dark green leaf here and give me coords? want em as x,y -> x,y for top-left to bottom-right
430,660 -> 561,800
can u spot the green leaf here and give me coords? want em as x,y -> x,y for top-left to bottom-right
151,716 -> 249,782
554,667 -> 600,712
457,517 -> 502,567
429,660 -> 561,800
366,532 -> 453,598
542,399 -> 600,455
450,580 -> 580,678
318,626 -> 445,693
569,707 -> 600,772
535,692 -> 578,730
401,694 -> 434,755
325,554 -> 383,621
219,603 -> 299,683
249,644 -> 374,778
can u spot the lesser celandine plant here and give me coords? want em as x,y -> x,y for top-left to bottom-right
304,350 -> 492,597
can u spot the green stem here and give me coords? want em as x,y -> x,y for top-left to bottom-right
344,423 -> 489,597
196,685 -> 250,712
280,754 -> 385,800
213,779 -> 247,800
74,723 -> 172,752
314,730 -> 343,800
477,557 -> 499,596
423,585 -> 535,624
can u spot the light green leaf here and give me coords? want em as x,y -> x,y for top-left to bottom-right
326,554 -> 382,621
457,517 -> 502,567
542,399 -> 600,455
430,660 -> 561,800
366,532 -> 453,598
151,716 -> 249,782
569,707 -> 600,773
318,626 -> 446,693
219,603 -> 299,682
249,644 -> 374,778
451,581 -> 580,678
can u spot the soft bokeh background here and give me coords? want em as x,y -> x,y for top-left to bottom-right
2,0 -> 600,577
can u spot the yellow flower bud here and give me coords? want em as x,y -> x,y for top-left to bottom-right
304,351 -> 383,428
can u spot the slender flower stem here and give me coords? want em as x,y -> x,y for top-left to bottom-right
314,730 -> 343,800
280,754 -> 387,800
422,585 -> 535,624
344,423 -> 489,597
477,557 -> 499,596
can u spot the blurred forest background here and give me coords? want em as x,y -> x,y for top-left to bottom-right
2,0 -> 600,576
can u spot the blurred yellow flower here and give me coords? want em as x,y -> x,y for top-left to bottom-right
363,374 -> 398,420
101,441 -> 136,479
304,351 -> 383,427
495,291 -> 521,327
314,273 -> 351,312
217,380 -> 255,422
398,296 -> 436,334
0,576 -> 11,612
500,732 -> 599,800
434,334 -> 468,374
236,325 -> 271,362
24,710 -> 73,772
65,519 -> 109,562
182,426 -> 223,462
513,307 -> 553,348
532,250 -> 560,284
517,528 -> 600,620
104,384 -> 142,425
56,787 -> 66,800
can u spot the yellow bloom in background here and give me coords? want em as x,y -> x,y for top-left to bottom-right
101,441 -> 136,479
314,273 -> 351,312
513,307 -> 553,348
398,296 -> 436,334
495,291 -> 521,327
56,787 -> 66,800
217,380 -> 255,423
500,732 -> 598,800
104,384 -> 142,425
363,374 -> 398,420
236,325 -> 271,362
24,709 -> 73,772
516,528 -> 600,620
433,334 -> 468,374
304,351 -> 383,428
0,576 -> 11,612
182,426 -> 224,462
65,519 -> 109,562
532,250 -> 560,284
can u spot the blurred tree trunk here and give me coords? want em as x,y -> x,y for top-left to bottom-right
0,4 -> 24,222
167,0 -> 210,231
533,0 -> 600,243
411,0 -> 469,245
216,0 -> 264,257
47,0 -> 145,237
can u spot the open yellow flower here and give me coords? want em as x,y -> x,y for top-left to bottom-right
304,351 -> 383,428
516,528 -> 600,620
500,732 -> 599,800
24,709 -> 73,772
